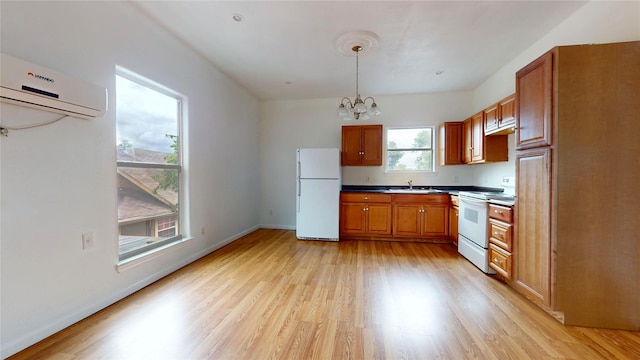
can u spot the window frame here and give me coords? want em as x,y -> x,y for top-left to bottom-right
385,126 -> 436,173
115,67 -> 185,263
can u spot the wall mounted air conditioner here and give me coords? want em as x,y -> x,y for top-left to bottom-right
0,53 -> 107,119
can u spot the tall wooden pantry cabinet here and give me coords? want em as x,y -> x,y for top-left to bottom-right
514,41 -> 639,330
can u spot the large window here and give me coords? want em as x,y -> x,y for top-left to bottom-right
386,127 -> 434,172
116,69 -> 183,261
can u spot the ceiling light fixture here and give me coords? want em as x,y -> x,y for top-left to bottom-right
336,45 -> 381,121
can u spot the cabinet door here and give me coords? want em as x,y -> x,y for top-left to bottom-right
514,147 -> 552,306
361,125 -> 383,166
423,206 -> 449,237
471,112 -> 485,162
463,118 -> 472,163
393,204 -> 421,237
484,104 -> 499,133
439,122 -> 463,165
341,126 -> 363,166
340,202 -> 367,234
498,94 -> 515,128
367,204 -> 392,235
516,51 -> 553,149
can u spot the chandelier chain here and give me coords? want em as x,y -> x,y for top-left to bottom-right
355,46 -> 360,98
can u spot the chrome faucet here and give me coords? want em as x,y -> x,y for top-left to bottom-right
408,179 -> 413,190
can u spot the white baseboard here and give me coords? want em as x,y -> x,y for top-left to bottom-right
260,224 -> 295,230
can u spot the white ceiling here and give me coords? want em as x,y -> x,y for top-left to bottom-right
132,1 -> 588,101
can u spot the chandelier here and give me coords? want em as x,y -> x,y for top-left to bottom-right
336,45 -> 381,121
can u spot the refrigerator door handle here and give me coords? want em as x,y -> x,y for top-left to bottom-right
296,179 -> 301,212
297,161 -> 301,179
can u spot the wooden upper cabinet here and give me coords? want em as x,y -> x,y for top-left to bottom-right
485,94 -> 516,136
445,103 -> 509,166
438,122 -> 463,165
341,126 -> 362,165
484,104 -> 499,134
498,94 -> 516,129
516,51 -> 553,150
341,125 -> 383,166
470,112 -> 485,162
361,125 -> 383,165
464,112 -> 508,164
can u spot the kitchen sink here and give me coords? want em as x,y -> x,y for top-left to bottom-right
387,188 -> 444,194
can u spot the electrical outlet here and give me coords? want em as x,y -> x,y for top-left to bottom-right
82,232 -> 94,250
201,227 -> 205,236
269,210 -> 273,216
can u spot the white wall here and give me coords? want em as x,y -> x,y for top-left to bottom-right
0,1 -> 260,357
259,91 -> 476,229
470,0 -> 640,187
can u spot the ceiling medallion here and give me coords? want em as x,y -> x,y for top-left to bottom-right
335,31 -> 379,56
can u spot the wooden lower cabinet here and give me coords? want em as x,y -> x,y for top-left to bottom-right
339,193 -> 392,237
392,194 -> 449,241
488,203 -> 514,279
340,192 -> 451,242
514,147 -> 551,305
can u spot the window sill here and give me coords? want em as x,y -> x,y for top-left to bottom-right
116,237 -> 193,273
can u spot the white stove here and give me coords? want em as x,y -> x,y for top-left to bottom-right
457,178 -> 515,274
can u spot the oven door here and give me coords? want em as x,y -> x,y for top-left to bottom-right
458,196 -> 489,248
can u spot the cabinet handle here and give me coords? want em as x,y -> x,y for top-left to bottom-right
363,197 -> 369,200
494,210 -> 503,214
493,258 -> 503,265
363,207 -> 368,211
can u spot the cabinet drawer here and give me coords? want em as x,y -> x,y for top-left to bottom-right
489,243 -> 512,279
392,194 -> 449,204
341,193 -> 391,203
489,219 -> 513,252
489,204 -> 512,223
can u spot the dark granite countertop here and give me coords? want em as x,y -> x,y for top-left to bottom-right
341,185 -> 505,195
489,198 -> 516,207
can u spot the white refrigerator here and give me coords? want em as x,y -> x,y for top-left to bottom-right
296,148 -> 341,241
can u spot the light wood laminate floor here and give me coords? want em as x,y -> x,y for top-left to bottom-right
10,229 -> 640,359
